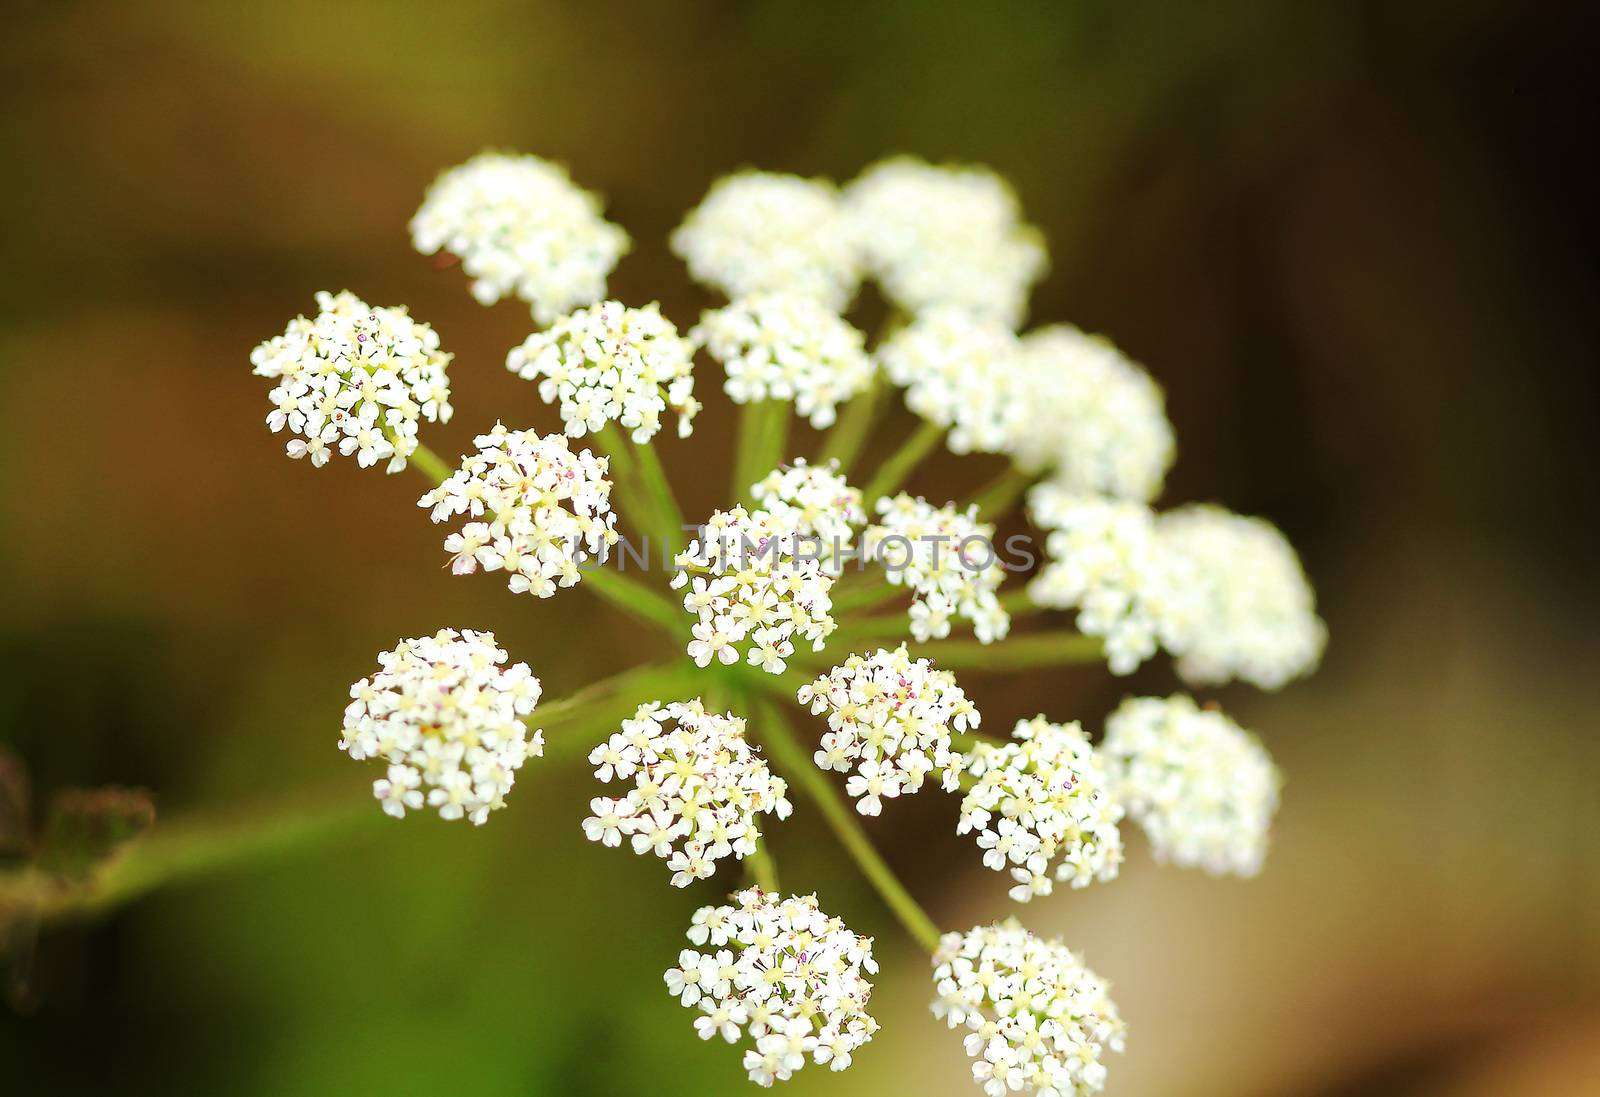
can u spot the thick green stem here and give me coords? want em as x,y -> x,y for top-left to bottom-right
817,376 -> 884,475
580,564 -> 682,635
732,400 -> 790,502
406,440 -> 455,485
749,695 -> 943,953
968,465 -> 1035,522
903,630 -> 1103,670
597,424 -> 669,544
633,436 -> 685,549
862,420 -> 945,503
744,839 -> 780,892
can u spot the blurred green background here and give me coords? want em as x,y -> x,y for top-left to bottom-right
2,1 -> 1596,1093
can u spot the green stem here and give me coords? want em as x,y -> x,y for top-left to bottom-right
579,564 -> 682,635
407,440 -> 454,485
904,630 -> 1102,670
597,424 -> 668,543
968,466 -> 1035,522
744,839 -> 780,892
998,588 -> 1042,616
817,376 -> 884,475
732,400 -> 790,502
862,420 -> 945,503
633,436 -> 685,549
749,694 -> 943,953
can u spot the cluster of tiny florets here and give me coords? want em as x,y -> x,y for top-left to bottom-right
507,300 -> 700,442
932,920 -> 1125,1097
418,423 -> 618,598
957,719 -> 1124,902
252,290 -> 453,473
796,645 -> 979,815
866,495 -> 1010,644
409,151 -> 630,324
1101,695 -> 1280,876
1027,486 -> 1186,675
339,629 -> 541,825
667,889 -> 879,1087
1013,325 -> 1175,503
672,506 -> 838,674
1156,505 -> 1327,689
691,293 -> 874,428
876,308 -> 1028,455
844,156 -> 1047,328
749,459 -> 867,574
672,171 -> 861,310
584,700 -> 791,887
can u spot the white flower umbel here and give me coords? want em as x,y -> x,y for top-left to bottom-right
750,459 -> 867,575
956,719 -> 1123,902
252,290 -> 453,473
691,294 -> 874,429
506,300 -> 700,442
667,889 -> 879,1086
671,171 -> 860,310
1102,695 -> 1281,876
865,495 -> 1010,644
410,151 -> 630,325
1156,505 -> 1327,690
584,700 -> 791,887
417,423 -> 618,598
671,506 -> 838,674
876,308 -> 1028,455
1011,326 -> 1176,503
1027,486 -> 1187,675
339,629 -> 541,825
796,645 -> 979,815
932,920 -> 1125,1097
844,156 -> 1047,328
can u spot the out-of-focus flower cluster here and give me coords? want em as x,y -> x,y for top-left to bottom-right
845,156 -> 1047,328
932,920 -> 1125,1097
667,889 -> 879,1087
339,629 -> 541,825
584,700 -> 790,887
410,151 -> 630,324
1101,694 -> 1280,876
957,718 -> 1124,902
750,459 -> 867,574
692,293 -> 874,428
507,300 -> 700,442
797,645 -> 979,815
672,171 -> 861,311
673,506 -> 838,674
418,423 -> 618,598
867,495 -> 1010,643
252,290 -> 453,472
876,308 -> 1026,456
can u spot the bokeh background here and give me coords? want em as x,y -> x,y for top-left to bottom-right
2,1 -> 1596,1094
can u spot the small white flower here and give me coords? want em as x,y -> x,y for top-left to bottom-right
251,291 -> 452,474
418,423 -> 618,599
931,920 -> 1125,1097
507,300 -> 699,443
845,156 -> 1047,328
339,629 -> 542,825
866,494 -> 1010,644
876,308 -> 1028,456
671,171 -> 860,310
410,151 -> 630,325
691,294 -> 874,428
956,718 -> 1124,899
583,700 -> 790,886
1101,695 -> 1281,876
670,889 -> 878,1086
749,459 -> 867,575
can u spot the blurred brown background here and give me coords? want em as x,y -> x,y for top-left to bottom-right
1,1 -> 1596,1094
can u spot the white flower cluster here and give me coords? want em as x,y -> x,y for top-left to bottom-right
866,495 -> 1010,643
252,290 -> 453,473
957,719 -> 1124,902
409,151 -> 630,325
750,458 -> 867,574
418,423 -> 618,598
507,300 -> 700,442
1101,695 -> 1280,876
584,700 -> 790,887
339,629 -> 541,825
1013,325 -> 1175,503
1157,505 -> 1327,689
667,889 -> 879,1087
796,645 -> 980,815
691,293 -> 874,428
1026,486 -> 1186,675
876,308 -> 1027,455
845,156 -> 1047,328
671,171 -> 860,310
932,920 -> 1125,1097
672,506 -> 838,674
